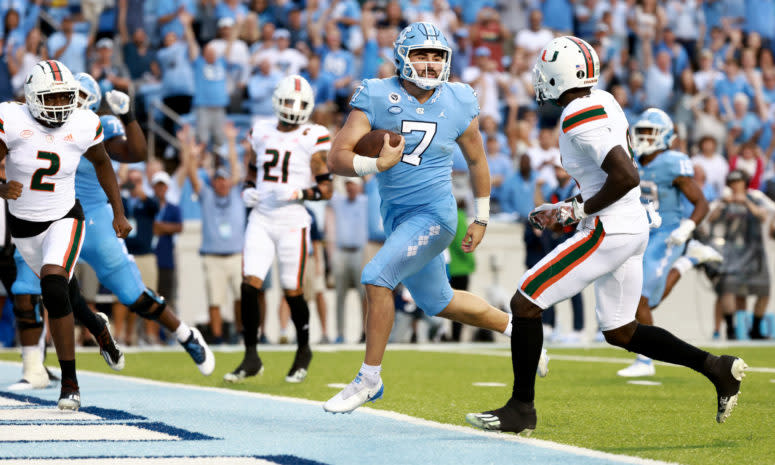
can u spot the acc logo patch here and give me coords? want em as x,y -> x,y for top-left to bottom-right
388,106 -> 402,114
389,92 -> 401,103
20,130 -> 33,139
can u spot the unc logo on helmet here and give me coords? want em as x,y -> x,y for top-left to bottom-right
272,75 -> 315,125
631,108 -> 676,156
74,73 -> 102,112
393,22 -> 451,90
24,60 -> 79,127
533,36 -> 600,104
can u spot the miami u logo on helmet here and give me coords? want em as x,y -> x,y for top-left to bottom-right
542,50 -> 558,62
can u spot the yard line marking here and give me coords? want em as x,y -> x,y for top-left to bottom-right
472,382 -> 506,387
626,381 -> 662,386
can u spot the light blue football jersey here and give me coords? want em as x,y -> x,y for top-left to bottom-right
350,77 -> 479,208
638,149 -> 694,229
75,115 -> 126,211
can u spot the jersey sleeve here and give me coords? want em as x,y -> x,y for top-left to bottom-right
448,82 -> 480,138
308,124 -> 332,153
669,153 -> 694,180
79,110 -> 104,152
569,126 -> 620,167
349,79 -> 375,127
100,115 -> 126,141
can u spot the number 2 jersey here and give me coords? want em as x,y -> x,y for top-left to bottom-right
558,89 -> 648,234
0,102 -> 104,222
637,150 -> 694,231
350,77 -> 479,215
248,119 -> 331,226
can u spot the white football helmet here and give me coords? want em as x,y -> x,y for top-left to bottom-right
272,75 -> 314,125
24,60 -> 79,126
533,36 -> 600,104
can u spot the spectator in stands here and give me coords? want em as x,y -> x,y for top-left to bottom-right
726,93 -> 763,151
526,126 -> 560,190
380,1 -> 408,30
304,207 -> 330,344
9,27 -> 43,98
486,137 -> 512,211
47,14 -> 90,75
672,68 -> 702,148
303,54 -> 335,109
216,0 -> 250,24
573,0 -> 600,42
693,136 -> 729,197
539,0 -> 573,33
626,71 -> 647,115
514,9 -> 553,57
450,28 -> 472,79
181,124 -> 244,344
90,38 -> 131,93
744,0 -> 775,53
666,0 -> 702,63
327,177 -> 368,344
611,84 -> 637,125
656,27 -> 689,81
694,49 -> 723,93
152,171 -> 183,316
263,29 -> 308,77
210,17 -> 250,112
500,49 -> 534,112
156,0 -> 196,39
315,25 -> 355,112
470,7 -> 506,70
247,58 -> 281,117
416,0 -> 459,41
642,39 -> 674,110
729,141 -> 765,190
121,168 -> 162,345
184,26 -> 229,149
360,8 -> 397,81
692,95 -> 727,149
500,154 -> 538,219
715,58 -> 754,116
463,47 -> 500,124
2,1 -> 40,54
156,15 -> 195,142
118,1 -> 158,84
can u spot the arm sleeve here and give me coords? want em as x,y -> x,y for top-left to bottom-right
349,79 -> 374,127
570,126 -> 622,167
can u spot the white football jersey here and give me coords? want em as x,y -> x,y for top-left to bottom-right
248,119 -> 331,225
558,89 -> 648,234
0,103 -> 104,222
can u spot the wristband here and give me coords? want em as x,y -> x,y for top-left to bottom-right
474,219 -> 488,227
248,162 -> 258,172
243,180 -> 256,190
118,105 -> 136,126
353,155 -> 379,176
315,173 -> 333,183
474,197 -> 490,223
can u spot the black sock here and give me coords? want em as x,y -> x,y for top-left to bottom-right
286,294 -> 310,347
752,316 -> 762,335
724,314 -> 735,338
59,359 -> 77,384
624,324 -> 709,374
240,283 -> 260,349
511,317 -> 543,404
68,278 -> 105,337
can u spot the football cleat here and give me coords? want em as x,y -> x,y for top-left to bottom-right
223,353 -> 264,384
8,355 -> 50,390
537,348 -> 549,378
617,357 -> 655,377
285,345 -> 312,383
707,355 -> 747,423
95,312 -> 125,371
466,398 -> 537,435
57,379 -> 80,411
685,239 -> 723,266
323,372 -> 383,413
180,328 -> 215,376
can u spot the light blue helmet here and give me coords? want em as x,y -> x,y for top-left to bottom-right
393,22 -> 451,90
631,108 -> 676,156
74,72 -> 101,112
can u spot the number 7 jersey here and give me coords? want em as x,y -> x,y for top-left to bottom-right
0,102 -> 104,222
248,119 -> 331,225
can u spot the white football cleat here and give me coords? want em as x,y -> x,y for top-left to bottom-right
8,356 -> 50,390
180,328 -> 215,376
96,312 -> 125,371
323,372 -> 384,413
537,348 -> 549,378
685,239 -> 723,266
617,358 -> 655,377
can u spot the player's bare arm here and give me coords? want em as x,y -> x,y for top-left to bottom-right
179,126 -> 202,195
456,115 -> 491,253
328,109 -> 404,176
305,151 -> 333,200
674,176 -> 709,224
84,142 -> 132,238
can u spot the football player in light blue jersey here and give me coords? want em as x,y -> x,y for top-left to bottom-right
9,74 -> 214,390
617,108 -> 712,377
323,22 -> 514,414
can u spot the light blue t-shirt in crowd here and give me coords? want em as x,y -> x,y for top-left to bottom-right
156,0 -> 196,39
247,71 -> 282,116
193,56 -> 229,108
329,192 -> 368,249
198,184 -> 245,255
47,32 -> 89,75
157,42 -> 195,98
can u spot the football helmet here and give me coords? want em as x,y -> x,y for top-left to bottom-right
24,60 -> 79,126
631,108 -> 676,156
75,72 -> 102,112
393,22 -> 451,90
272,74 -> 314,125
533,36 -> 600,104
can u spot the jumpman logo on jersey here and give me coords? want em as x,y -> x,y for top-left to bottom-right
439,111 -> 446,118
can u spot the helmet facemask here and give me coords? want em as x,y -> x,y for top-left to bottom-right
30,89 -> 77,127
274,97 -> 313,125
397,45 -> 451,90
631,122 -> 675,156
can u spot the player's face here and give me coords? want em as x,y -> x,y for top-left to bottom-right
44,91 -> 74,108
408,49 -> 445,79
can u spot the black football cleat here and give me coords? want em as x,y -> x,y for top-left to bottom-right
706,355 -> 747,423
285,345 -> 313,383
466,398 -> 537,435
223,352 -> 264,384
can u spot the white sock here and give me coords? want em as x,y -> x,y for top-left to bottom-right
502,314 -> 513,337
359,362 -> 381,380
22,346 -> 41,363
672,256 -> 693,275
175,322 -> 193,342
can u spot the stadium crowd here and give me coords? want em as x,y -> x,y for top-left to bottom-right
1,0 -> 775,347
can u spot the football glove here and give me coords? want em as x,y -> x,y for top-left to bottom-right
105,90 -> 130,115
667,218 -> 695,246
528,203 -> 559,230
645,202 -> 662,229
556,199 -> 586,227
241,187 -> 260,207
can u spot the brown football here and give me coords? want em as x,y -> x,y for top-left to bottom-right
353,129 -> 402,158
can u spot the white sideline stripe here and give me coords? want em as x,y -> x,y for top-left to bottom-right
472,382 -> 506,387
0,409 -> 100,421
626,381 -> 662,386
0,424 -> 177,442
326,383 -> 348,389
0,398 -> 28,407
0,458 -> 273,464
0,361 -> 677,465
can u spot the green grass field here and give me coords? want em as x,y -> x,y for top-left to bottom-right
2,345 -> 773,465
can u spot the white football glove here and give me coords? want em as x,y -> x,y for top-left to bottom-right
105,90 -> 130,115
556,199 -> 587,227
667,218 -> 695,245
645,202 -> 662,229
241,187 -> 260,207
